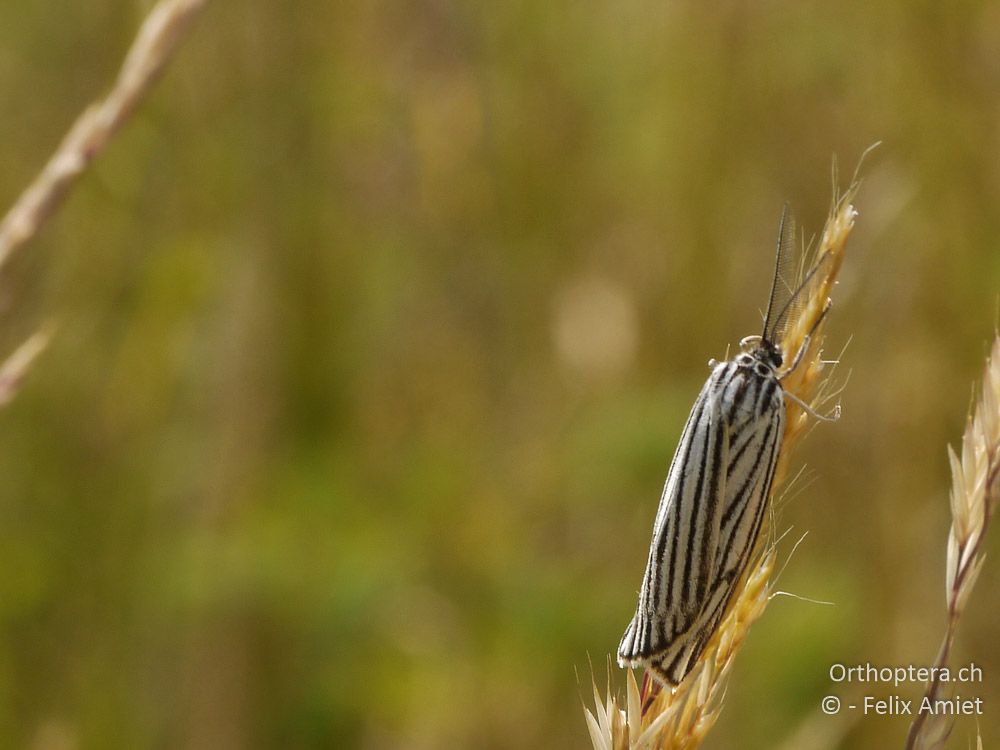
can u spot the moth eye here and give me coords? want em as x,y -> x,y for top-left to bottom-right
754,363 -> 770,377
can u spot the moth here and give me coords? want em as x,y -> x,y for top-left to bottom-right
617,206 -> 833,686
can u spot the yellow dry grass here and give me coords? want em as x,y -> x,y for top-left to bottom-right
905,334 -> 1000,750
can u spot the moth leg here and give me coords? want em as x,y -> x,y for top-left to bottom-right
783,389 -> 841,422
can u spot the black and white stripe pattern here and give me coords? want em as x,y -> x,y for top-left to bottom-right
617,206 -> 811,686
617,352 -> 784,685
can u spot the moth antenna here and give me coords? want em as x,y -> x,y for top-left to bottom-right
761,203 -> 793,342
768,251 -> 833,350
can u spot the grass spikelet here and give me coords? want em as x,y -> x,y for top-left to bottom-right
773,182 -> 858,485
585,184 -> 859,749
905,335 -> 1000,750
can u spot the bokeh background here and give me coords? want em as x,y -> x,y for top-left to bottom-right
0,1 -> 998,748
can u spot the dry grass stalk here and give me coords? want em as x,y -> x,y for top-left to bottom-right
905,335 -> 1000,750
585,184 -> 859,750
0,0 -> 209,273
0,326 -> 54,408
0,0 -> 208,404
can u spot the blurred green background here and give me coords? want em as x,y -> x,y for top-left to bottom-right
0,1 -> 998,748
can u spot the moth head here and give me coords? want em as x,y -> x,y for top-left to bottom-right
738,335 -> 782,371
755,339 -> 783,370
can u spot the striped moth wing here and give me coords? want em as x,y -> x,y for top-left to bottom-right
617,356 -> 785,685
